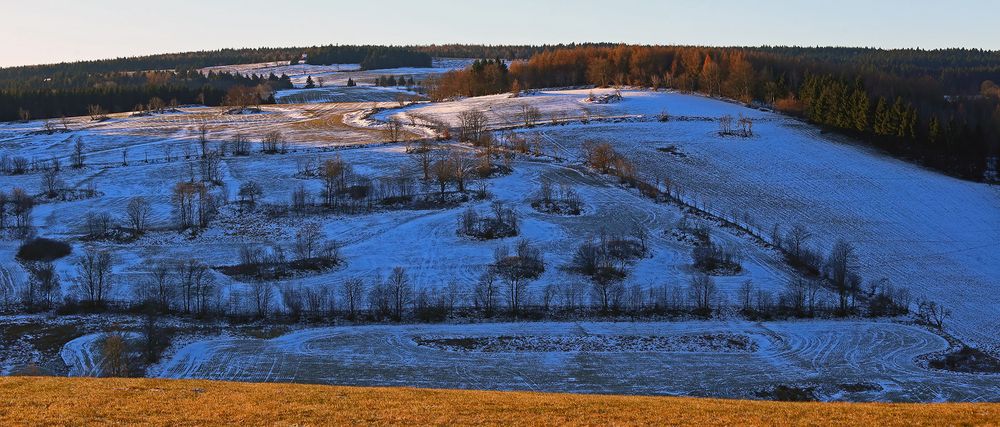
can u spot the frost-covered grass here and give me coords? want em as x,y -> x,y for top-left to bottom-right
3,85 -> 998,402
393,88 -> 1000,355
146,320 -> 1000,402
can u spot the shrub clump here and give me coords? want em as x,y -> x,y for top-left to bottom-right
16,238 -> 72,262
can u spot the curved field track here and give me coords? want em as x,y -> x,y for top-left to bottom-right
148,321 -> 1000,402
1,377 -> 998,426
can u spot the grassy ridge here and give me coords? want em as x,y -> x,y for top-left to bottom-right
0,377 -> 997,426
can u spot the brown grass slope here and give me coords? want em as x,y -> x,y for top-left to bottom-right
0,377 -> 998,426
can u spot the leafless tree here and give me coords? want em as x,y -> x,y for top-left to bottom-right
0,190 -> 7,230
41,167 -> 62,198
71,137 -> 86,168
11,188 -> 34,230
341,278 -> 365,320
238,181 -> 263,210
688,274 -> 716,314
77,247 -> 114,306
917,300 -> 951,330
826,239 -> 856,315
146,260 -> 173,311
294,223 -> 322,260
232,133 -> 251,156
519,104 -> 542,127
458,109 -> 488,143
126,197 -> 151,234
385,266 -> 412,321
249,281 -> 272,318
87,104 -> 109,121
384,118 -> 405,143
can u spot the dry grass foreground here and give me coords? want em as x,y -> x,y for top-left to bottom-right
0,377 -> 998,426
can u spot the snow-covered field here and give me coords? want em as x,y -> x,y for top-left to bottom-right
142,320 -> 999,402
3,82 -> 998,400
386,89 -> 1000,354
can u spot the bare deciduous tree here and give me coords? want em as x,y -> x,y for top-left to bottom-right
126,197 -> 151,234
77,247 -> 114,306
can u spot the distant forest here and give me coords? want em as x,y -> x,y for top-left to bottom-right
0,44 -> 600,123
3,44 -> 999,180
431,46 -> 1000,180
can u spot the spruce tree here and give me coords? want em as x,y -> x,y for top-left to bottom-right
873,97 -> 890,136
305,76 -> 315,89
928,115 -> 941,144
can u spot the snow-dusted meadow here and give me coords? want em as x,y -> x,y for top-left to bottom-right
140,320 -> 996,402
2,82 -> 998,401
383,89 -> 1000,354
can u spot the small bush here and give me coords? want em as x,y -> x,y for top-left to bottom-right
16,238 -> 72,262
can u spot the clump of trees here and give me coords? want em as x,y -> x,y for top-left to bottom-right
569,229 -> 648,312
486,240 -> 545,316
458,201 -> 519,240
220,224 -> 341,281
582,140 -> 638,186
530,178 -> 582,215
690,228 -> 742,275
718,114 -> 754,137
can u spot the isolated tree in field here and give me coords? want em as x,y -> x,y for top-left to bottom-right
101,333 -> 133,377
71,137 -> 86,168
305,76 -> 315,89
582,140 -> 617,174
125,197 -> 151,234
458,109 -> 488,143
172,182 -> 199,229
320,155 -> 351,206
291,184 -> 309,213
491,240 -> 545,316
77,247 -> 114,306
917,300 -> 950,330
415,141 -> 433,180
238,181 -> 263,210
340,278 -> 364,320
41,167 -> 62,198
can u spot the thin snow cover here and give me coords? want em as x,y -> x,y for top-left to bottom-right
394,88 -> 1000,354
149,321 -> 998,402
3,84 -> 999,399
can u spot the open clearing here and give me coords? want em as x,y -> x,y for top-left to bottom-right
1,377 -> 998,426
140,321 -> 1000,402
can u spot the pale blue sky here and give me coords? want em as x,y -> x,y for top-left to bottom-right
2,0 -> 997,67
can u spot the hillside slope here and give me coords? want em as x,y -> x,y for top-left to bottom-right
0,377 -> 997,426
